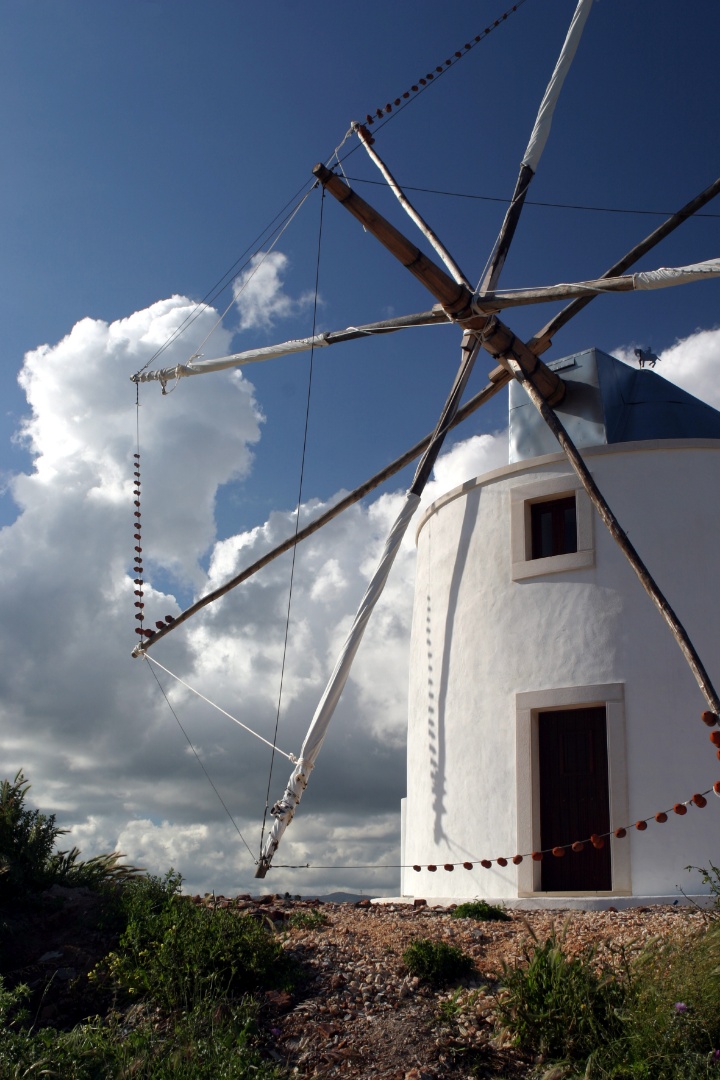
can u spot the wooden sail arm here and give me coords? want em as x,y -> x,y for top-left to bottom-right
353,123 -> 472,288
478,0 -> 594,296
313,163 -> 474,319
477,317 -> 565,407
472,259 -> 720,313
131,309 -> 449,386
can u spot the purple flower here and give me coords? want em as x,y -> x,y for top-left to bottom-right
711,1048 -> 720,1063
270,1027 -> 282,1037
674,1002 -> 688,1014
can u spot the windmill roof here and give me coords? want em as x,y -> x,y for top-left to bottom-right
508,347 -> 720,463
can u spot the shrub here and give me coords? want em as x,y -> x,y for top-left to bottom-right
451,900 -> 510,922
403,938 -> 475,986
99,872 -> 296,1011
0,1000 -> 285,1079
0,770 -> 139,903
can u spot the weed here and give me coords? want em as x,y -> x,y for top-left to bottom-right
496,924 -> 628,1063
495,904 -> 720,1078
0,999 -> 285,1078
451,900 -> 511,922
288,908 -> 329,930
584,921 -> 720,1078
687,861 -> 720,919
403,938 -> 475,986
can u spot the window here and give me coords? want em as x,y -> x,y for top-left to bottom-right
511,475 -> 593,580
531,496 -> 577,559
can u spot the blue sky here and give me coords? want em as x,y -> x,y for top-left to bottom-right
1,0 -> 719,895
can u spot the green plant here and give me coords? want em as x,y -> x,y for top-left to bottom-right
0,770 -> 139,902
437,985 -> 482,1022
451,899 -> 511,922
288,908 -> 329,930
583,921 -> 720,1078
402,938 -> 475,986
687,861 -> 720,918
0,999 -> 286,1079
496,924 -> 629,1063
99,872 -> 296,1011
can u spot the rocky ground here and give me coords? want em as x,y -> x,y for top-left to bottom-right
0,887 -> 706,1079
225,894 -> 703,1079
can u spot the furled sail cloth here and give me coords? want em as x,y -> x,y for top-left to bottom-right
521,0 -> 594,173
255,490 -> 421,876
633,259 -> 720,290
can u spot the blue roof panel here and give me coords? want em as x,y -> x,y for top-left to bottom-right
508,348 -> 720,462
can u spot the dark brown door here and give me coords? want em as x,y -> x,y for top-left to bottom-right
539,707 -> 612,891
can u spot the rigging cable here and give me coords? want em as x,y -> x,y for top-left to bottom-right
339,175 -> 720,219
338,0 -> 530,161
133,0 -> 529,376
134,179 -> 317,378
144,657 -> 258,863
259,188 -> 326,860
141,654 -> 297,761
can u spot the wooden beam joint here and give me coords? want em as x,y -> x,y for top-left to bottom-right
479,317 -> 565,406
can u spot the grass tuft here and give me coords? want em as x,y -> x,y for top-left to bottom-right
451,899 -> 511,922
403,938 -> 475,986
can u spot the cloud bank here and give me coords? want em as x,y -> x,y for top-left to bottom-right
2,304 -> 718,897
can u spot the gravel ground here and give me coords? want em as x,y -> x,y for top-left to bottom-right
221,895 -> 707,1079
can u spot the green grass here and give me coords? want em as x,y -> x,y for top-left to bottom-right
0,997 -> 285,1079
494,894 -> 720,1078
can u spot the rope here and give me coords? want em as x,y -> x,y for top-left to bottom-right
131,385 -> 146,641
141,653 -> 296,762
273,782 -> 720,872
347,2 -> 528,148
259,190 -> 326,857
133,1 -> 528,379
186,185 -> 318,365
144,655 -> 257,863
267,712 -> 720,873
133,180 -> 316,378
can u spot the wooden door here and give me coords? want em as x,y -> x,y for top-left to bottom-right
539,707 -> 612,891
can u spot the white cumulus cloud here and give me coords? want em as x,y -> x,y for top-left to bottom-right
4,301 -> 718,897
233,251 -> 315,332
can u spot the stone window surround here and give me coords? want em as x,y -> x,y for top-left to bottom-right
515,682 -> 631,897
511,473 -> 594,581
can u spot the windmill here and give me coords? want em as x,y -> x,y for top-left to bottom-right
131,0 -> 720,893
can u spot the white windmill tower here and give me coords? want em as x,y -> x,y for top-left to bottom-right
132,0 -> 720,901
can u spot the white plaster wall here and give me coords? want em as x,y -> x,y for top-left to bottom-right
402,440 -> 720,901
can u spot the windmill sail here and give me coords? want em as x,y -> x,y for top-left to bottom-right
479,0 -> 594,294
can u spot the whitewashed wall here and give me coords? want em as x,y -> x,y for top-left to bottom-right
401,440 -> 720,903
